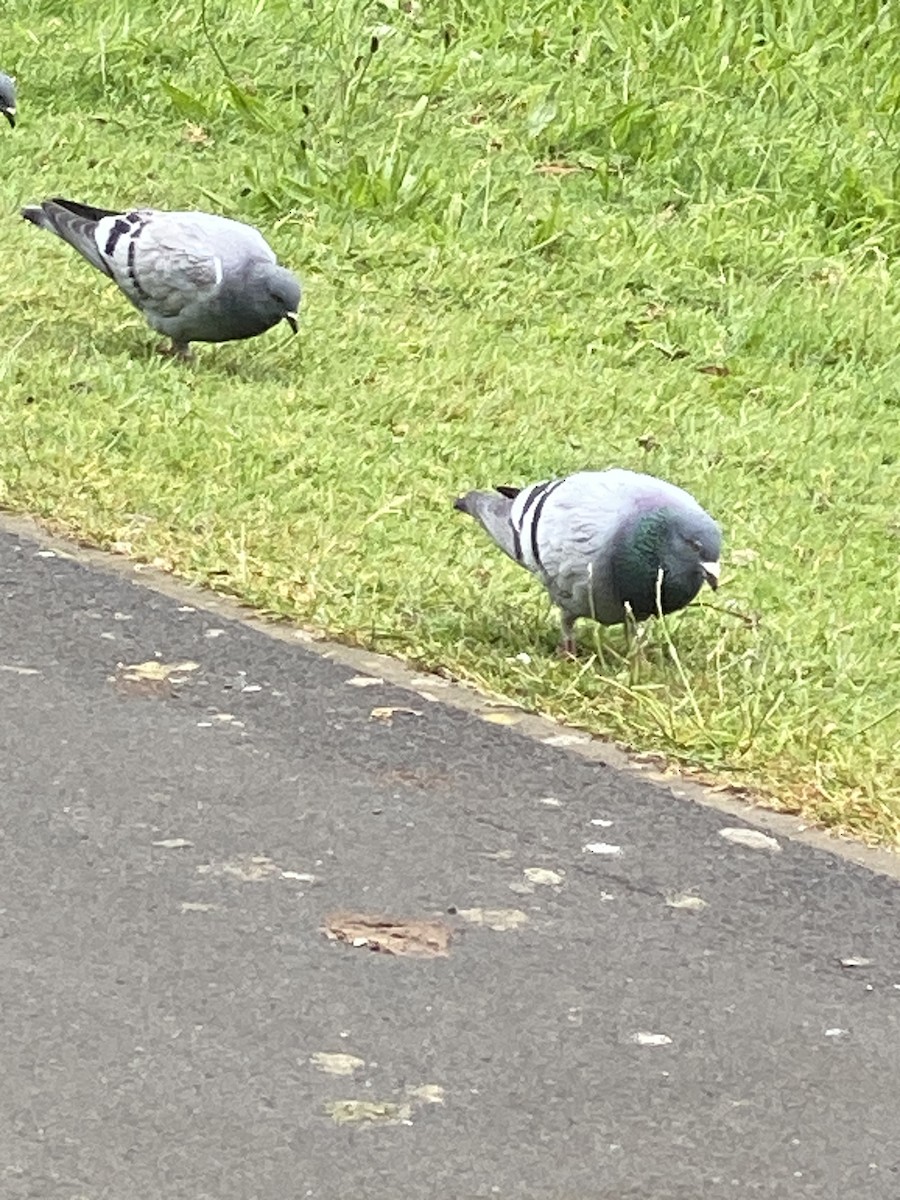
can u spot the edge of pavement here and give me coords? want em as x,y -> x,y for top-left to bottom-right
3,507 -> 897,883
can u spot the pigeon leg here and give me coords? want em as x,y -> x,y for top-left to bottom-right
156,339 -> 195,363
622,603 -> 639,652
556,612 -> 578,659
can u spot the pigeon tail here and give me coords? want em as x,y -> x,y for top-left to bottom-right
21,198 -> 115,276
53,197 -> 121,222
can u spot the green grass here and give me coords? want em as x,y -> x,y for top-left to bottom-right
2,0 -> 899,841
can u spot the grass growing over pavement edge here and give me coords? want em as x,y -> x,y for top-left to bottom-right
1,0 -> 898,841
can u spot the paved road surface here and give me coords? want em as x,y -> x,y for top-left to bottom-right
1,520 -> 898,1200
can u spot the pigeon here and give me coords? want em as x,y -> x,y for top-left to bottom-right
454,468 -> 722,654
0,73 -> 15,127
21,197 -> 301,359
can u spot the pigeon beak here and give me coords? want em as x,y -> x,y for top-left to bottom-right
701,560 -> 721,591
284,311 -> 298,334
2,107 -> 15,128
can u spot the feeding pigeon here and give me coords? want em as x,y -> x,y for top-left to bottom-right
454,468 -> 722,654
21,197 -> 301,359
0,73 -> 15,127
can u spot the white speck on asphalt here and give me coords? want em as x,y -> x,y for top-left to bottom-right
630,1032 -> 672,1046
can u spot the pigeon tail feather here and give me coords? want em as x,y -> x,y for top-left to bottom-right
21,198 -> 114,276
46,197 -> 120,222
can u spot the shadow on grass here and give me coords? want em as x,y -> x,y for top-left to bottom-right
41,318 -> 303,388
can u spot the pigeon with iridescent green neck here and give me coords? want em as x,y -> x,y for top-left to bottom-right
454,468 -> 722,655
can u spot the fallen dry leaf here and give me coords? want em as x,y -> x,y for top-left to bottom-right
310,1051 -> 366,1076
323,912 -> 451,958
183,121 -> 212,144
534,160 -> 581,175
697,363 -> 730,377
116,660 -> 199,696
457,907 -> 529,932
325,1099 -> 411,1125
369,706 -> 423,723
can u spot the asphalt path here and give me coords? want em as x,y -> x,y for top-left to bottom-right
1,519 -> 898,1200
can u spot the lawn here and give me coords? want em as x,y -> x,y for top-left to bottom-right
1,0 -> 898,841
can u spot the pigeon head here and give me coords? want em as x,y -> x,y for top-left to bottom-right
0,74 -> 16,127
255,262 -> 302,333
615,505 -> 722,621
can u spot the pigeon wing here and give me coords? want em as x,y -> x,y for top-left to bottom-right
90,210 -> 240,319
517,473 -> 636,622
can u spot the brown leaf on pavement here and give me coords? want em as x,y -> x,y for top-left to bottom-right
325,1099 -> 412,1125
369,706 -> 424,723
115,659 -> 199,698
323,912 -> 451,957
